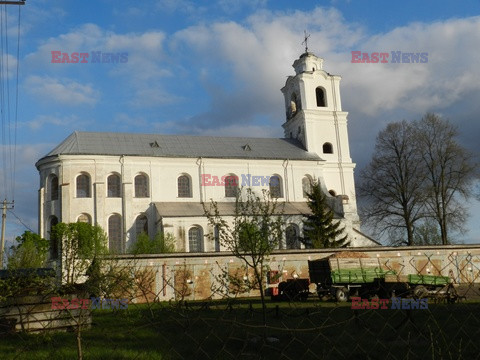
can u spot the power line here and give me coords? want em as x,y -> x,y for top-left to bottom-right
8,208 -> 35,233
0,1 -> 23,268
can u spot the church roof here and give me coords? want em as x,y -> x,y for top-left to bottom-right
38,131 -> 322,162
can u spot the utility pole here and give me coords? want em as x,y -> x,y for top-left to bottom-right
0,199 -> 14,268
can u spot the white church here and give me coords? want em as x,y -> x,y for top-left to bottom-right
35,51 -> 379,256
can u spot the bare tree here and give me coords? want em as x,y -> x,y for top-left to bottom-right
416,113 -> 477,244
359,121 -> 427,245
204,188 -> 284,328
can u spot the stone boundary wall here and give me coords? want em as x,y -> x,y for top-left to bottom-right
0,295 -> 91,333
110,244 -> 480,302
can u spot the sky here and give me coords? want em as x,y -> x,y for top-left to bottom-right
0,0 -> 479,249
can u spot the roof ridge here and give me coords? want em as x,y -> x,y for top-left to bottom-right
36,131 -> 323,164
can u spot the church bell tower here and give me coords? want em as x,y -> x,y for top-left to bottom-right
281,51 -> 357,206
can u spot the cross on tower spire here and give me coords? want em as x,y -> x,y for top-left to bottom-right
302,30 -> 310,53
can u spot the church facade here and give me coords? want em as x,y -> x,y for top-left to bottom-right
35,52 -> 378,255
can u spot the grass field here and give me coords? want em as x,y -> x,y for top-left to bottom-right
1,299 -> 479,359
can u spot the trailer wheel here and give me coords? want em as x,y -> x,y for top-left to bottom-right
413,285 -> 428,299
335,287 -> 349,302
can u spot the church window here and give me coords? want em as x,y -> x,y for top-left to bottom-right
316,87 -> 326,107
269,175 -> 283,198
188,226 -> 203,252
289,93 -> 300,118
135,174 -> 149,198
76,173 -> 91,198
107,174 -> 121,197
49,216 -> 58,259
77,213 -> 91,224
323,142 -> 333,154
178,174 -> 192,198
302,176 -> 313,198
135,214 -> 148,236
225,174 -> 239,198
286,224 -> 301,249
108,214 -> 122,254
49,175 -> 59,201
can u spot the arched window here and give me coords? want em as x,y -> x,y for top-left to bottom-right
77,213 -> 91,224
135,215 -> 148,236
286,224 -> 301,249
316,87 -> 326,107
224,174 -> 239,198
289,93 -> 299,118
302,176 -> 313,198
135,174 -> 149,198
323,142 -> 333,154
269,175 -> 282,198
178,174 -> 192,198
49,175 -> 59,201
188,226 -> 203,252
108,214 -> 122,254
76,173 -> 91,198
107,174 -> 121,198
49,216 -> 59,259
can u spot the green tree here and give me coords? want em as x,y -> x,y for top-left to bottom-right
129,232 -> 176,254
204,187 -> 284,328
302,181 -> 349,248
50,222 -> 137,360
7,231 -> 49,269
51,222 -> 108,288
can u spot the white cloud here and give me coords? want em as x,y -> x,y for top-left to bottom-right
25,24 -> 171,107
22,114 -> 79,131
25,75 -> 100,106
170,9 -> 480,165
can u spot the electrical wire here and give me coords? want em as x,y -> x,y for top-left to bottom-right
8,208 -> 35,233
0,4 -> 20,202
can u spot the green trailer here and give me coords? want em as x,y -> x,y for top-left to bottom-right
308,254 -> 454,302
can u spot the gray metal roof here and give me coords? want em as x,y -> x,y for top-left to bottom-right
39,131 -> 322,162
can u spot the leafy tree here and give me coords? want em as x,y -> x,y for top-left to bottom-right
358,121 -> 427,245
302,181 -> 349,248
50,222 -> 137,360
51,222 -> 108,288
416,113 -> 477,244
129,232 -> 176,254
204,187 -> 284,327
7,231 -> 49,269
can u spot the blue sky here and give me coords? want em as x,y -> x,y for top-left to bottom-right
0,0 -> 479,247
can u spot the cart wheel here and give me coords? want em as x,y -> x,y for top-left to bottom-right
413,285 -> 428,299
335,287 -> 349,302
